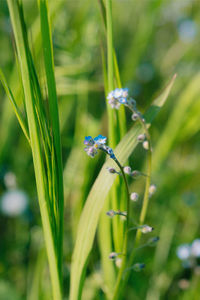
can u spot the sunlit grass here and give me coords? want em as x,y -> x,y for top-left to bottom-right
0,0 -> 200,299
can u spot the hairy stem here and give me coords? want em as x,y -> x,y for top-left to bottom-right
111,158 -> 130,300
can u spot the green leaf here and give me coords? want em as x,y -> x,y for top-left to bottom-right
0,69 -> 30,144
153,73 -> 200,172
69,74 -> 176,300
38,0 -> 64,275
7,1 -> 62,298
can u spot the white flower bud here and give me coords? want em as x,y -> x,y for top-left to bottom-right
131,170 -> 141,178
137,134 -> 145,142
123,166 -> 132,174
4,172 -> 17,189
142,141 -> 149,150
109,252 -> 118,260
107,167 -> 118,174
106,210 -> 116,218
141,225 -> 154,234
130,192 -> 139,202
115,258 -> 122,268
149,184 -> 156,196
131,113 -> 139,121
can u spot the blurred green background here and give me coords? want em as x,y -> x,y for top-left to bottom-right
0,0 -> 200,299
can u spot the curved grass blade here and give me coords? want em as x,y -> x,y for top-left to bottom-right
69,74 -> 176,300
153,73 -> 199,172
0,69 -> 30,144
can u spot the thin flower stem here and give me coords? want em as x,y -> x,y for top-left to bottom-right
115,119 -> 152,299
111,158 -> 131,300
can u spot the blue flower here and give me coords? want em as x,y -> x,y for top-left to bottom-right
84,136 -> 94,146
107,88 -> 129,109
84,135 -> 115,159
93,134 -> 107,145
84,146 -> 98,158
106,146 -> 115,159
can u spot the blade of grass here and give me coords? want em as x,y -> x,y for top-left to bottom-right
153,73 -> 200,173
38,0 -> 64,276
0,0 -> 65,162
98,45 -> 116,298
69,75 -> 176,300
0,69 -> 30,144
6,0 -> 62,299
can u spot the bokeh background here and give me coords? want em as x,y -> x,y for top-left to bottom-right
0,0 -> 200,299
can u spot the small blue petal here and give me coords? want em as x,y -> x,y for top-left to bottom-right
107,147 -> 115,159
118,97 -> 128,104
94,134 -> 107,145
84,136 -> 94,146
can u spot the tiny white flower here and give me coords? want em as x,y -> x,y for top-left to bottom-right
141,225 -> 154,234
115,258 -> 122,268
123,166 -> 132,175
143,141 -> 149,150
130,192 -> 139,202
4,172 -> 17,189
109,252 -> 118,260
176,244 -> 191,260
149,184 -> 157,197
137,134 -> 145,142
1,189 -> 28,217
191,239 -> 200,257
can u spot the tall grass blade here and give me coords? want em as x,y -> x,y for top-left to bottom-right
38,0 -> 64,275
153,73 -> 199,172
6,0 -> 62,298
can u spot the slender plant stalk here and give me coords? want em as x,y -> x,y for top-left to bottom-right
115,120 -> 152,299
6,1 -> 62,299
111,159 -> 131,300
106,0 -> 117,146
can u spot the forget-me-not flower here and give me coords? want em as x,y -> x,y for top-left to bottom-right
107,88 -> 129,109
84,135 -> 115,159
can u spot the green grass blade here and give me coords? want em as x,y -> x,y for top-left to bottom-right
0,69 -> 30,144
69,75 -> 176,300
153,73 -> 200,172
38,0 -> 64,274
6,0 -> 62,299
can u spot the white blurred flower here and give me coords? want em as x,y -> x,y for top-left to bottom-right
143,141 -> 149,150
4,172 -> 16,189
1,189 -> 28,217
149,184 -> 157,197
191,239 -> 200,257
130,192 -> 139,202
176,244 -> 191,260
115,258 -> 122,268
123,166 -> 132,175
141,225 -> 154,234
